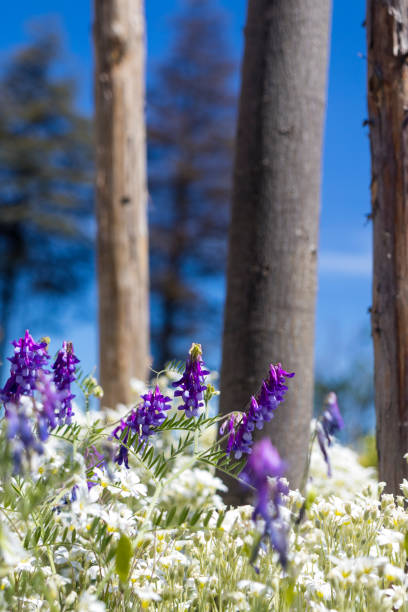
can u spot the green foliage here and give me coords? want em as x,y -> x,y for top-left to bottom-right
163,359 -> 185,376
0,359 -> 387,610
0,366 -> 250,609
0,402 -> 397,611
115,534 -> 132,583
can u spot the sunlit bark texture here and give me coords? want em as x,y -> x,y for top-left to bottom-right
367,0 -> 408,494
94,0 -> 149,407
219,0 -> 331,501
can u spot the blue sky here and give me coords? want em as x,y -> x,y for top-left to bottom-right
0,0 -> 372,380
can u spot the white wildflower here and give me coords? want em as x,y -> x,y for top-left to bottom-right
0,526 -> 26,567
133,587 -> 161,608
78,590 -> 106,612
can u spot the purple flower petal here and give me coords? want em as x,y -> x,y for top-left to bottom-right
172,343 -> 209,418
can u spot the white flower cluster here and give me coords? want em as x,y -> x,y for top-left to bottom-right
1,394 -> 407,612
309,438 -> 377,498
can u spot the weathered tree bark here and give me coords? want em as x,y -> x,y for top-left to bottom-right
367,0 -> 408,494
93,0 -> 149,407
219,0 -> 331,501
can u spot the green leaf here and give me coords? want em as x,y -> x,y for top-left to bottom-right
23,529 -> 31,549
49,526 -> 59,544
216,510 -> 226,529
33,526 -> 42,546
404,531 -> 408,556
43,523 -> 52,544
190,508 -> 203,526
89,516 -> 100,535
165,506 -> 177,527
164,359 -> 185,375
203,510 -> 213,527
153,509 -> 164,527
177,505 -> 190,525
115,533 -> 132,583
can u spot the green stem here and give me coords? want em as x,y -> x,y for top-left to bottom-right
47,545 -> 56,574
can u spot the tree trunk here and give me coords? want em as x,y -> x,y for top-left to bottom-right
219,0 -> 331,501
93,0 -> 149,408
0,227 -> 20,378
367,0 -> 408,494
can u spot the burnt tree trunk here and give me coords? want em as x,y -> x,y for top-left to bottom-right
367,0 -> 408,493
219,0 -> 331,500
93,0 -> 149,407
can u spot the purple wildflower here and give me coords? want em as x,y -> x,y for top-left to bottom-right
113,385 -> 171,468
321,391 -> 344,436
316,392 -> 343,477
36,371 -> 65,439
224,363 -> 294,459
84,445 -> 106,489
85,445 -> 105,471
220,414 -> 239,454
113,421 -> 131,468
1,330 -> 50,404
173,343 -> 209,418
6,403 -> 44,472
52,341 -> 80,424
241,438 -> 288,568
140,386 -> 172,429
0,331 -> 52,471
3,373 -> 63,472
227,397 -> 261,459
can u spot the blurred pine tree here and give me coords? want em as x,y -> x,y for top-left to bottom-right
0,26 -> 93,371
148,0 -> 236,368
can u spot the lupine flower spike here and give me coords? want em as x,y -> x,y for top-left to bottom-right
0,331 -> 51,471
1,330 -> 50,404
173,343 -> 210,418
241,438 -> 288,568
316,392 -> 344,477
113,385 -> 171,468
224,363 -> 294,459
52,341 -> 80,425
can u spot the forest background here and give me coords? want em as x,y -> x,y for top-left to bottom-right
0,0 -> 372,441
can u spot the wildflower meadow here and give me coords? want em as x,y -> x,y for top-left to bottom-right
0,332 -> 407,611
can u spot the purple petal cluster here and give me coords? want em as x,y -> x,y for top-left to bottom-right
0,330 -> 50,404
173,343 -> 209,418
36,371 -> 66,440
52,341 -> 80,424
316,392 -> 343,477
241,438 -> 288,568
219,414 -> 240,454
113,385 -> 171,468
0,332 -> 80,471
225,363 -> 294,459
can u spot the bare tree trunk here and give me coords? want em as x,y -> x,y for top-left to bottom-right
93,0 -> 149,408
0,227 -> 20,378
219,0 -> 331,500
367,0 -> 408,494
